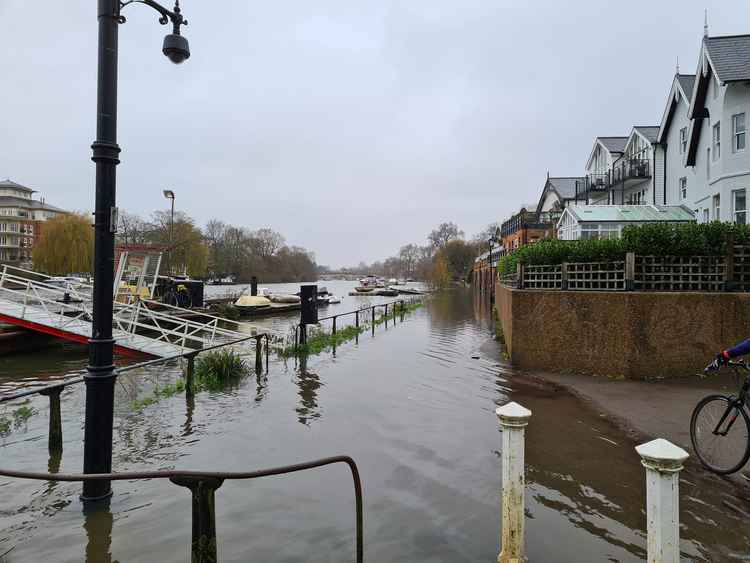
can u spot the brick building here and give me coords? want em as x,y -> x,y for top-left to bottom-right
0,179 -> 68,266
500,204 -> 551,251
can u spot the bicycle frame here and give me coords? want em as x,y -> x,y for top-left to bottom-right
711,361 -> 750,436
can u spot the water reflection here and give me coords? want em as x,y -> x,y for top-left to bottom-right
83,500 -> 114,563
295,355 -> 322,425
182,393 -> 195,437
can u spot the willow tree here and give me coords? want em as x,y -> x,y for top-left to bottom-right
32,213 -> 94,275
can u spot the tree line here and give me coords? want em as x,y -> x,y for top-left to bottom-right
32,211 -> 318,282
331,221 -> 499,288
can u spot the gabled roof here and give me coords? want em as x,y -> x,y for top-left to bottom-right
0,179 -> 35,193
704,35 -> 750,83
560,204 -> 695,224
683,34 -> 750,164
657,73 -> 695,144
548,177 -> 582,200
535,176 -> 584,214
0,196 -> 66,213
598,137 -> 628,153
586,136 -> 628,171
633,126 -> 660,143
677,74 -> 696,96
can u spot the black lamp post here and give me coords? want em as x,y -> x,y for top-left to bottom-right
82,0 -> 189,502
163,189 -> 175,275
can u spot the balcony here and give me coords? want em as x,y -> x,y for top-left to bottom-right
612,158 -> 651,187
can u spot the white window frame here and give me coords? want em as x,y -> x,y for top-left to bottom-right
713,194 -> 721,221
733,113 -> 746,152
679,127 -> 687,154
679,177 -> 687,199
713,122 -> 721,160
733,189 -> 747,225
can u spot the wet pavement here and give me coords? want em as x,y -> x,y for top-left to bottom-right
0,285 -> 748,562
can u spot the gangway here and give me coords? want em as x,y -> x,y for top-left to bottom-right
0,265 -> 277,358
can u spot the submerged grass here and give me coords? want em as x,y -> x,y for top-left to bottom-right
277,300 -> 423,358
130,349 -> 249,411
0,405 -> 38,436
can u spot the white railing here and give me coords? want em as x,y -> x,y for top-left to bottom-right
0,266 -> 284,355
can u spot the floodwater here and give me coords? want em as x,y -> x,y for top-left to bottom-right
0,284 -> 749,562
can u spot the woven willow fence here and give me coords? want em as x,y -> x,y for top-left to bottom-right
504,246 -> 750,292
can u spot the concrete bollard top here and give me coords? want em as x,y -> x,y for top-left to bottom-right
636,438 -> 689,473
496,401 -> 532,427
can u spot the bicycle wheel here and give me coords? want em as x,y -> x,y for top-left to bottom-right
690,394 -> 750,474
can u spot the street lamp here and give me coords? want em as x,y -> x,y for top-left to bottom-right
163,189 -> 175,275
82,0 -> 190,502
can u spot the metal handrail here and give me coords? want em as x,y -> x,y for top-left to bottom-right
0,333 -> 263,404
0,455 -> 364,563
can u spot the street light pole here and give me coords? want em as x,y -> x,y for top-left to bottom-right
82,0 -> 189,502
163,189 -> 175,275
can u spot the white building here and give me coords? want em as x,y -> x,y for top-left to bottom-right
581,137 -> 628,204
683,33 -> 750,224
535,175 -> 585,224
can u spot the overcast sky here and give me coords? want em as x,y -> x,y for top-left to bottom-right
2,1 -> 749,267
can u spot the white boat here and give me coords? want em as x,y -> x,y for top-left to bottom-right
326,295 -> 342,304
388,278 -> 398,285
234,294 -> 272,312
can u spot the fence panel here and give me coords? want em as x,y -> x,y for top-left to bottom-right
733,245 -> 750,291
634,256 -> 724,292
566,261 -> 626,291
523,265 -> 562,289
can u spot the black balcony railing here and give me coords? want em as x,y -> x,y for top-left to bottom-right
586,172 -> 611,191
612,158 -> 651,185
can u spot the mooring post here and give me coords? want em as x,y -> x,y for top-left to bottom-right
185,353 -> 197,398
355,310 -> 359,329
384,304 -> 388,328
254,335 -> 263,374
170,476 -> 224,563
332,316 -> 337,336
635,439 -> 689,563
371,306 -> 375,335
40,386 -> 63,454
496,401 -> 532,563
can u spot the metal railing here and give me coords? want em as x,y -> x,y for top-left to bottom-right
294,297 -> 422,349
0,265 -> 284,356
0,455 -> 364,563
612,158 -> 651,185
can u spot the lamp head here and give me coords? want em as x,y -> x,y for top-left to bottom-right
163,33 -> 190,64
163,189 -> 175,200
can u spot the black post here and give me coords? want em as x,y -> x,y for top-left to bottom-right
170,477 -> 224,563
384,303 -> 388,328
355,310 -> 359,328
82,0 -> 121,502
40,387 -> 63,455
185,353 -> 196,397
250,276 -> 258,297
332,316 -> 337,335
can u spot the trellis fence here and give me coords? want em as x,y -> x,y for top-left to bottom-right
502,245 -> 750,292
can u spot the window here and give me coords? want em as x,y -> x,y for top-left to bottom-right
679,127 -> 688,154
734,113 -> 746,152
713,194 -> 721,221
703,209 -> 710,223
679,177 -> 687,199
734,189 -> 747,225
713,122 -> 721,160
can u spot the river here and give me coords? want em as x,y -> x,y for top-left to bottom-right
0,284 -> 748,562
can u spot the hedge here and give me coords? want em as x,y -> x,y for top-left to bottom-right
497,222 -> 750,278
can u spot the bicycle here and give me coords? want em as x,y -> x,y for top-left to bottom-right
163,283 -> 193,309
690,358 -> 750,474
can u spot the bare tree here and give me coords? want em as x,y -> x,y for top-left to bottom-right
428,222 -> 464,249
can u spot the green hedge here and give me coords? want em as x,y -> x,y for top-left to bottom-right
497,222 -> 750,277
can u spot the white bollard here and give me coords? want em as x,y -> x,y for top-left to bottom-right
496,401 -> 532,563
635,438 -> 689,563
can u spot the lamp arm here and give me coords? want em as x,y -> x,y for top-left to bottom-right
119,0 -> 188,31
